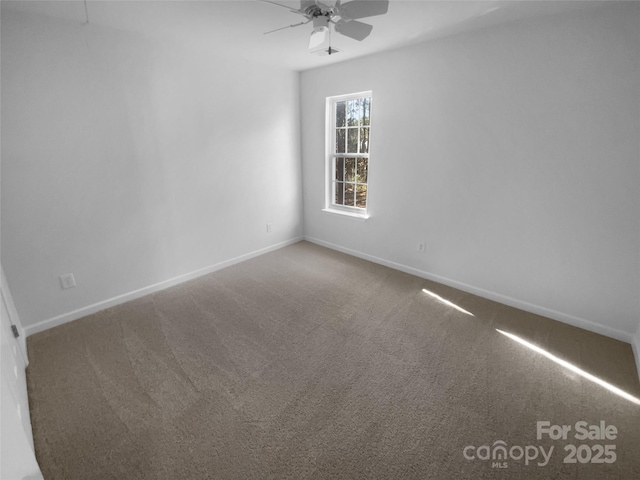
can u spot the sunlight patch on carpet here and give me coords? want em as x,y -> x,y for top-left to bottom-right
421,288 -> 475,316
496,329 -> 640,406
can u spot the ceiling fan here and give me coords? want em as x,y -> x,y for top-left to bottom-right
262,0 -> 390,55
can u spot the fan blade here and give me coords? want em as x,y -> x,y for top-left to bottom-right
334,19 -> 373,41
315,0 -> 338,9
264,20 -> 310,35
340,0 -> 389,20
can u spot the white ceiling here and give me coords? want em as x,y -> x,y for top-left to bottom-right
2,0 -> 610,71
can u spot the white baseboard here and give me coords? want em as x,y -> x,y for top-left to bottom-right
305,236 -> 635,345
24,237 -> 304,337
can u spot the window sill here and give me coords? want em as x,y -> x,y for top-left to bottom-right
322,208 -> 370,222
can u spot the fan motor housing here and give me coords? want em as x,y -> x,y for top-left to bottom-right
302,0 -> 333,19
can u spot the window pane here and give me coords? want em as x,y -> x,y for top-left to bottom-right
345,158 -> 355,182
336,129 -> 345,154
347,99 -> 360,127
356,184 -> 367,208
357,158 -> 368,183
336,101 -> 346,128
362,97 -> 370,126
335,158 -> 344,181
359,127 -> 369,153
344,183 -> 355,206
334,181 -> 344,205
347,128 -> 358,153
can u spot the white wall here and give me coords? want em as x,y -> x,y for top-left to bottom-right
1,11 -> 302,331
301,3 -> 640,341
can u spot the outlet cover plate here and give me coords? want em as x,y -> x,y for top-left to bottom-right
59,273 -> 76,290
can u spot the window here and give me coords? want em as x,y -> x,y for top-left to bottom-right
325,91 -> 372,218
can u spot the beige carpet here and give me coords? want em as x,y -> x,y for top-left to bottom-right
27,241 -> 640,479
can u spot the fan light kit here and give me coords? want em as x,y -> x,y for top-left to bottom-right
263,0 -> 389,55
308,16 -> 332,54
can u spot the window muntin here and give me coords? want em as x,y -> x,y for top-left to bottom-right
328,92 -> 372,215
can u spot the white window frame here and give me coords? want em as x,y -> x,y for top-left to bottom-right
323,91 -> 372,220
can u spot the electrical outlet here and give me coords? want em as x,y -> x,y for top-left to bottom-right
266,223 -> 272,233
59,273 -> 76,290
417,242 -> 426,253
